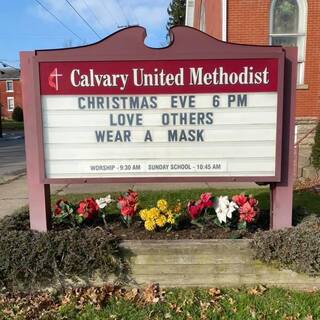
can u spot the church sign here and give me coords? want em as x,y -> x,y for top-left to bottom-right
20,27 -> 297,231
40,58 -> 280,180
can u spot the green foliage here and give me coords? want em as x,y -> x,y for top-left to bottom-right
0,225 -> 124,291
11,105 -> 23,122
167,0 -> 186,30
251,216 -> 320,274
311,121 -> 320,170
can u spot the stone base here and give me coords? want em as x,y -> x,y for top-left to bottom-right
118,240 -> 320,290
295,118 -> 318,179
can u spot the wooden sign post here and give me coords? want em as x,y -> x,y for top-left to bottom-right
20,27 -> 296,231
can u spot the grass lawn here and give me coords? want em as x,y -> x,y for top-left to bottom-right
1,119 -> 24,130
2,286 -> 320,319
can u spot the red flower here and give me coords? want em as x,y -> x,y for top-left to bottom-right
127,190 -> 138,201
200,192 -> 213,208
54,207 -> 62,216
118,190 -> 139,218
76,198 -> 99,220
239,202 -> 256,223
121,206 -> 135,217
232,194 -> 248,207
187,201 -> 203,220
53,199 -> 66,216
248,195 -> 258,207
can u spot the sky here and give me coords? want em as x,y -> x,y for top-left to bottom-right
1,0 -> 172,68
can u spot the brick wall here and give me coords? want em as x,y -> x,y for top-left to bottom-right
0,79 -> 23,119
193,0 -> 222,38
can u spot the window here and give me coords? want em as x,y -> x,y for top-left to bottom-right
199,0 -> 206,32
270,0 -> 308,85
6,80 -> 13,92
7,97 -> 14,112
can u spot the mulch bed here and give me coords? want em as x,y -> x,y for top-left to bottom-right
100,216 -> 256,240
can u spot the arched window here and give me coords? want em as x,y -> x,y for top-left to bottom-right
270,0 -> 307,85
199,0 -> 206,32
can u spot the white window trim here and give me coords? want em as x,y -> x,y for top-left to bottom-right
185,0 -> 195,27
7,97 -> 14,112
269,0 -> 308,85
199,0 -> 206,32
6,80 -> 13,92
222,0 -> 228,41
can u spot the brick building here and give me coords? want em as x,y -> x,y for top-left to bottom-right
185,0 -> 319,178
0,68 -> 22,119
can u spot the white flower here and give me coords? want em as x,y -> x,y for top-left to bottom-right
96,195 -> 113,209
214,196 -> 238,224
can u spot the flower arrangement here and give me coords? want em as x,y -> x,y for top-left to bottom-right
96,195 -> 113,226
187,192 -> 214,221
52,195 -> 113,226
52,199 -> 75,225
214,196 -> 238,225
232,194 -> 259,229
52,190 -> 259,232
187,192 -> 259,229
139,199 -> 181,231
76,197 -> 100,224
117,190 -> 139,227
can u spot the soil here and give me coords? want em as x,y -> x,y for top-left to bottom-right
104,217 -> 255,240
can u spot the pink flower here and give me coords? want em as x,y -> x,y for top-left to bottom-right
187,201 -> 203,220
232,194 -> 248,207
200,192 -> 213,208
118,196 -> 128,209
239,202 -> 256,223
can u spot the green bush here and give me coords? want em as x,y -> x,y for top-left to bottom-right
0,212 -> 125,291
11,105 -> 23,122
251,216 -> 320,275
311,121 -> 320,171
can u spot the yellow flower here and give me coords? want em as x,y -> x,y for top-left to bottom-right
157,199 -> 168,213
145,219 -> 156,231
139,209 -> 148,221
156,215 -> 167,227
148,207 -> 160,219
167,214 -> 175,225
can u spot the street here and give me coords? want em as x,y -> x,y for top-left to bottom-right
0,131 -> 25,182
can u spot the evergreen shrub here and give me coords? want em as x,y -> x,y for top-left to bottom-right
251,216 -> 320,275
11,106 -> 23,122
0,210 -> 125,291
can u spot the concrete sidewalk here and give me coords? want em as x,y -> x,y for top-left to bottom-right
0,174 -> 264,219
